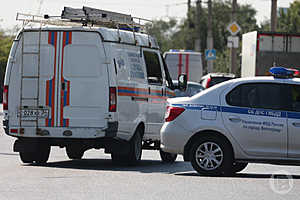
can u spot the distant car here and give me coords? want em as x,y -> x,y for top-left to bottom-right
200,73 -> 236,88
161,67 -> 300,176
172,80 -> 204,97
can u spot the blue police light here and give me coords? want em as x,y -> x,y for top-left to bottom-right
269,67 -> 294,78
169,49 -> 195,52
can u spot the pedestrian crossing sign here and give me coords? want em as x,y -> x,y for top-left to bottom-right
205,49 -> 216,60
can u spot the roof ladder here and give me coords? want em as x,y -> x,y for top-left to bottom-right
19,21 -> 42,134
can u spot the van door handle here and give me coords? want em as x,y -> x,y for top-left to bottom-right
131,97 -> 148,102
292,122 -> 300,127
228,116 -> 241,123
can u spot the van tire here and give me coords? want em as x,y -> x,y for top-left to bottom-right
190,135 -> 233,176
20,152 -> 34,163
159,149 -> 177,163
19,145 -> 50,164
66,146 -> 84,160
35,145 -> 51,164
111,128 -> 143,165
128,129 -> 143,164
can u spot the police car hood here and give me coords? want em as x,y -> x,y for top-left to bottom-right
167,80 -> 235,105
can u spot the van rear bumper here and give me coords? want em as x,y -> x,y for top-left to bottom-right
6,121 -> 118,139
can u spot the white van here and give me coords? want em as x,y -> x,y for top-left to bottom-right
3,11 -> 179,164
164,50 -> 203,83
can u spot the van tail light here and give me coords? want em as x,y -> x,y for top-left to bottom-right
3,85 -> 8,111
206,77 -> 212,88
165,106 -> 185,122
109,87 -> 117,112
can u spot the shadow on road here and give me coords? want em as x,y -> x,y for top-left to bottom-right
25,158 -> 194,174
174,172 -> 300,179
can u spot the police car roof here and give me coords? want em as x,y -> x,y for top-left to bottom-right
229,76 -> 300,85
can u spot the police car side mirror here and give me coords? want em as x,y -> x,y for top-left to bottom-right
178,74 -> 187,91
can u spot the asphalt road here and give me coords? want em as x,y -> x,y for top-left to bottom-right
0,116 -> 300,200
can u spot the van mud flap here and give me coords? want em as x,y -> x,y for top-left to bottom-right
104,121 -> 118,138
3,120 -> 9,135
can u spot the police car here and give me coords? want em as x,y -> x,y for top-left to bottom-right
161,67 -> 300,176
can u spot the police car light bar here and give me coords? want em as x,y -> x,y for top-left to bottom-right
269,67 -> 295,78
169,49 -> 195,52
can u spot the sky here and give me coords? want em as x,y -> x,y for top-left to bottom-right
0,0 -> 296,30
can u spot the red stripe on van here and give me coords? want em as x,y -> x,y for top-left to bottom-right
118,86 -> 148,93
185,54 -> 189,81
46,32 -> 58,127
60,32 -> 72,127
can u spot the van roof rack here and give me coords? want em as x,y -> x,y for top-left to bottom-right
16,6 -> 153,32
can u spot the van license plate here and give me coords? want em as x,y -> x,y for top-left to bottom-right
19,109 -> 49,119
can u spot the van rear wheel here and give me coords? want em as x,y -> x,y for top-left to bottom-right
66,146 -> 84,160
35,145 -> 51,164
19,145 -> 50,164
20,152 -> 34,163
128,130 -> 143,164
111,128 -> 143,165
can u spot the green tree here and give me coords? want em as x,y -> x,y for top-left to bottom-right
147,1 -> 258,74
0,30 -> 14,101
277,1 -> 300,32
146,18 -> 181,53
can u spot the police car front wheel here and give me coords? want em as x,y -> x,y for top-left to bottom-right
190,136 -> 233,176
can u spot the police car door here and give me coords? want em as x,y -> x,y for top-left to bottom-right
221,82 -> 287,157
286,84 -> 300,158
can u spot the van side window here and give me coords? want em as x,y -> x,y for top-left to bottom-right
226,83 -> 283,110
127,52 -> 145,79
143,51 -> 163,85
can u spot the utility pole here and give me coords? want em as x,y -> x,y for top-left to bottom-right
195,0 -> 202,52
230,0 -> 237,74
186,0 -> 193,49
207,0 -> 214,73
271,0 -> 277,31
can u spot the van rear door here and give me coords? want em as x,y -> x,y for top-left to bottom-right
11,30 -> 109,129
56,31 -> 109,128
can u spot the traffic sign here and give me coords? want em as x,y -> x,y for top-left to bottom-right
227,21 -> 241,35
227,36 -> 239,48
205,49 -> 216,60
